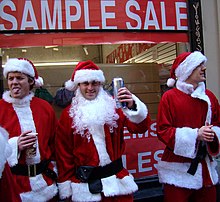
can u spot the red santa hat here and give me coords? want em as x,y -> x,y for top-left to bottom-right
167,51 -> 207,87
3,58 -> 44,87
65,60 -> 105,91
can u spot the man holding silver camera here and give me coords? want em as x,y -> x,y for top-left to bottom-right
56,60 -> 151,202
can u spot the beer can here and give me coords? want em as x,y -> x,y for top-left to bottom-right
112,77 -> 127,109
26,132 -> 38,158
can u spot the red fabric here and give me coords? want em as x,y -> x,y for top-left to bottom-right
157,88 -> 220,187
0,163 -> 21,202
56,105 -> 151,195
0,97 -> 57,195
169,52 -> 191,80
163,183 -> 216,202
71,60 -> 100,81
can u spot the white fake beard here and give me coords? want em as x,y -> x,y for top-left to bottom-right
69,87 -> 119,135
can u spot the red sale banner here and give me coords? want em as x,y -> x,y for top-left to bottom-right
0,0 -> 188,31
0,0 -> 189,48
122,121 -> 165,178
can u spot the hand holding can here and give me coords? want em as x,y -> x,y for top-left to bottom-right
112,77 -> 127,109
25,132 -> 38,158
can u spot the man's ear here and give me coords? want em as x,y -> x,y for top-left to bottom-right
28,76 -> 35,85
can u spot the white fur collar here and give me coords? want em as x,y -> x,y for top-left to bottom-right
176,81 -> 205,96
3,91 -> 34,105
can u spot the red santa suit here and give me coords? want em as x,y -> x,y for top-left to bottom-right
56,87 -> 151,201
0,127 -> 21,202
157,83 -> 220,188
157,51 -> 220,198
0,91 -> 58,202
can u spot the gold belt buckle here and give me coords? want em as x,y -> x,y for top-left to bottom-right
27,164 -> 37,177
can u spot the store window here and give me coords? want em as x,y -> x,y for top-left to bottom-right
1,42 -> 189,119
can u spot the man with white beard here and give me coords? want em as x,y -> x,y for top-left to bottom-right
56,60 -> 151,202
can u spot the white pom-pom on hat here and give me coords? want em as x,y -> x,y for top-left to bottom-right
167,78 -> 176,87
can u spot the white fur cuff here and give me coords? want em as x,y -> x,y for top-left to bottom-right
122,94 -> 148,124
58,181 -> 72,200
174,127 -> 197,158
7,136 -> 19,166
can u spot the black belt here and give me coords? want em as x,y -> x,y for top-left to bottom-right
76,158 -> 123,194
11,160 -> 57,180
187,141 -> 207,175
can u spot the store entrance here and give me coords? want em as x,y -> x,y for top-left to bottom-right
1,42 -> 189,118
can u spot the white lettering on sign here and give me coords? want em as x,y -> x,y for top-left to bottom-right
122,149 -> 163,175
101,1 -> 117,29
125,0 -> 141,29
0,1 -> 17,30
150,122 -> 157,137
138,151 -> 152,172
161,2 -> 175,30
124,121 -> 157,140
65,1 -> 81,29
175,2 -> 188,30
125,0 -> 187,30
0,0 -> 188,31
153,150 -> 164,169
20,1 -> 38,30
84,0 -> 99,29
41,0 -> 62,29
144,1 -> 160,30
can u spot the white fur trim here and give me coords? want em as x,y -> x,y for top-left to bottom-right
176,80 -> 194,95
0,127 -> 11,177
122,94 -> 148,124
102,174 -> 138,197
20,180 -> 58,202
167,78 -> 176,87
175,51 -> 207,82
71,182 -> 101,202
65,69 -> 105,91
205,155 -> 218,184
90,125 -> 111,166
12,103 -> 41,165
174,127 -> 198,158
58,181 -> 72,200
7,137 -> 19,166
74,69 -> 105,84
157,160 -> 203,189
3,91 -> 34,104
157,159 -> 218,189
70,175 -> 137,202
4,58 -> 35,78
212,126 -> 220,143
191,82 -> 212,124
